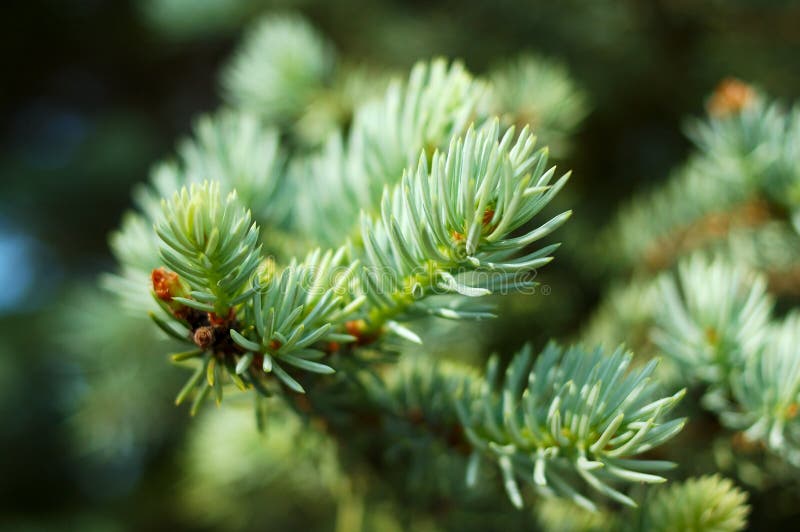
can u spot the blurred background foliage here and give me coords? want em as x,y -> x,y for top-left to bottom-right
1,0 -> 800,530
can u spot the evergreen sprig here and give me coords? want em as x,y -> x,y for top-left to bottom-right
229,247 -> 365,393
728,313 -> 800,463
222,13 -> 335,124
356,121 -> 571,333
647,253 -> 800,464
99,12 -> 707,522
148,117 -> 574,405
152,188 -> 369,402
456,343 -> 686,510
105,110 -> 285,316
688,91 -> 797,207
138,111 -> 285,225
489,54 -> 589,156
652,255 -> 772,388
177,111 -> 285,224
638,475 -> 749,532
155,181 -> 261,316
295,59 -> 487,246
605,85 -> 800,272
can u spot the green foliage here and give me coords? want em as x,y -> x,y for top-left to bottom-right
605,87 -> 800,272
727,313 -> 800,464
180,405 -> 339,530
294,59 -> 487,246
609,157 -> 752,269
457,343 -> 685,510
99,9 -> 681,520
581,85 -> 800,530
652,255 -> 772,386
638,475 -> 749,532
353,356 -> 491,505
96,10 -> 800,530
230,247 -> 363,392
628,252 -> 800,464
104,110 -> 286,316
350,59 -> 486,196
489,54 -> 589,157
139,111 -> 285,227
156,181 -> 261,316
124,41 -> 680,514
12,0 -> 800,529
58,287 -> 183,463
176,111 -> 285,224
143,57 -> 577,410
356,121 -> 571,329
222,13 -> 335,125
536,499 -> 617,532
688,93 -> 800,211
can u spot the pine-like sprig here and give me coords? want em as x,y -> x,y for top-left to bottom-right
639,475 -> 749,532
456,343 -> 686,510
222,13 -> 335,124
295,59 -> 487,247
156,181 -> 261,316
652,255 -> 772,387
489,54 -> 589,156
728,312 -> 800,463
356,121 -> 571,334
229,247 -> 365,393
99,13 -> 699,520
177,111 -> 285,224
605,87 -> 800,271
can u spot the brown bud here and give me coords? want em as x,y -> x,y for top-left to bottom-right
193,326 -> 215,349
208,308 -> 235,327
152,268 -> 180,301
151,267 -> 191,305
707,78 -> 755,118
